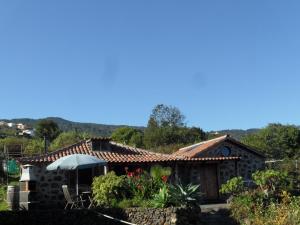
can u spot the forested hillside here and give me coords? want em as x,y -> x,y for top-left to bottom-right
215,128 -> 260,140
1,109 -> 300,159
1,117 -> 143,137
1,117 -> 258,139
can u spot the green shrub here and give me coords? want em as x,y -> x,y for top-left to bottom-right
220,176 -> 244,196
0,185 -> 8,211
252,169 -> 290,197
228,170 -> 300,225
230,191 -> 263,223
150,165 -> 171,182
92,171 -> 127,207
230,192 -> 300,225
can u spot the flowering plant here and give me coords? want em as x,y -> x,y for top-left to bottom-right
124,165 -> 173,203
126,168 -> 155,199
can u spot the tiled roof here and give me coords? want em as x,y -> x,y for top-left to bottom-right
19,138 -> 240,164
173,134 -> 265,158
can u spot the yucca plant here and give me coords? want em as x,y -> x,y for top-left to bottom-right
170,183 -> 201,207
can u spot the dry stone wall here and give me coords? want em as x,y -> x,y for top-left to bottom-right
128,206 -> 200,225
0,207 -> 202,225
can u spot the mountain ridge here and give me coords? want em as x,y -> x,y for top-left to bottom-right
0,117 -> 261,139
1,117 -> 144,137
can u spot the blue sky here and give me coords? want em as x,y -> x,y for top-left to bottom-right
0,0 -> 300,131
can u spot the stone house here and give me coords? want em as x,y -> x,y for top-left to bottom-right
19,135 -> 264,206
172,135 -> 265,200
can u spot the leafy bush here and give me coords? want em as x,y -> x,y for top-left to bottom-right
220,176 -> 244,196
149,165 -> 171,193
49,131 -> 90,151
230,190 -> 264,223
92,171 -> 127,207
170,183 -> 201,207
252,169 -> 290,197
0,185 -> 8,211
111,127 -> 144,148
24,139 -> 44,155
150,165 -> 171,182
92,166 -> 201,209
227,170 -> 299,224
231,191 -> 300,225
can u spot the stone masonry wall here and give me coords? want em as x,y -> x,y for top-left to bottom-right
0,207 -> 202,225
123,206 -> 201,225
32,165 -> 68,206
198,141 -> 265,184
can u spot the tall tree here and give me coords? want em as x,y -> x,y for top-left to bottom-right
49,131 -> 90,151
241,123 -> 300,159
111,127 -> 144,148
150,104 -> 185,127
144,104 -> 206,150
24,139 -> 44,155
35,119 -> 61,142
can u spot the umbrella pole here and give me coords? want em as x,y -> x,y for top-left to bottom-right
76,168 -> 79,196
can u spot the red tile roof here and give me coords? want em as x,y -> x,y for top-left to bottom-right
19,138 -> 240,164
173,134 -> 265,158
173,135 -> 228,157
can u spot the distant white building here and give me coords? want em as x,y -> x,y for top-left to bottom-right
0,121 -> 7,127
7,123 -> 16,128
22,129 -> 35,136
17,123 -> 26,130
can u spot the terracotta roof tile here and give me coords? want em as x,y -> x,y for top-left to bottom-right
173,135 -> 228,157
19,138 -> 241,164
173,134 -> 265,158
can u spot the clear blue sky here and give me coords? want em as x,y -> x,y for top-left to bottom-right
1,0 -> 300,131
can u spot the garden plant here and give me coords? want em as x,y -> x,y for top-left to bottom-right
92,165 -> 202,209
220,169 -> 300,225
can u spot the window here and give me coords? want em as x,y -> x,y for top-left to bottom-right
220,146 -> 231,157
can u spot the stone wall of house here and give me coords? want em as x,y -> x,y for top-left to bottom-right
0,207 -> 201,225
175,141 -> 265,200
32,165 -> 68,206
197,141 -> 265,184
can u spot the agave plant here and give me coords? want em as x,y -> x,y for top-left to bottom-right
170,183 -> 202,207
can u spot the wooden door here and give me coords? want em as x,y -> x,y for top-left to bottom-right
200,164 -> 219,200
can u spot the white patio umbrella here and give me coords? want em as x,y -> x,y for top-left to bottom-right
46,154 -> 107,195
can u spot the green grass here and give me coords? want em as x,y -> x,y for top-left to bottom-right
0,184 -> 8,211
0,175 -> 20,211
